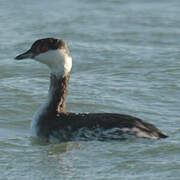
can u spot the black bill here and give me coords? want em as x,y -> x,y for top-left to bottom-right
15,49 -> 34,60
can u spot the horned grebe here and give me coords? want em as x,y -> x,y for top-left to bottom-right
15,38 -> 168,141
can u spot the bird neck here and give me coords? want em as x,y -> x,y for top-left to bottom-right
48,73 -> 70,114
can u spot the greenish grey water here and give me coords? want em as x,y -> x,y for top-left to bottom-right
0,0 -> 180,179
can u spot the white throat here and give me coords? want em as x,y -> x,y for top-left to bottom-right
34,49 -> 72,76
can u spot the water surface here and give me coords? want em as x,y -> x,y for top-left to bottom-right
0,0 -> 180,179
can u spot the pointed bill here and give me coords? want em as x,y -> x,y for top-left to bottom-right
15,49 -> 34,60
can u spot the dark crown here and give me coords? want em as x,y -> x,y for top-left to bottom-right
30,38 -> 70,55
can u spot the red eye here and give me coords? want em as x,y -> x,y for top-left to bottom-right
41,47 -> 48,53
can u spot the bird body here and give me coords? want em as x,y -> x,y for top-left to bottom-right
15,38 -> 168,141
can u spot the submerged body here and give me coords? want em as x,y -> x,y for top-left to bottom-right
33,112 -> 168,141
15,38 -> 168,141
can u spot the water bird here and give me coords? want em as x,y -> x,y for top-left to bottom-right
15,38 -> 168,141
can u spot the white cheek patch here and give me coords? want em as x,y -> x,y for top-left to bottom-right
34,49 -> 72,76
64,56 -> 72,75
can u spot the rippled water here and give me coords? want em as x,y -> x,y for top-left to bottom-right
0,0 -> 180,179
